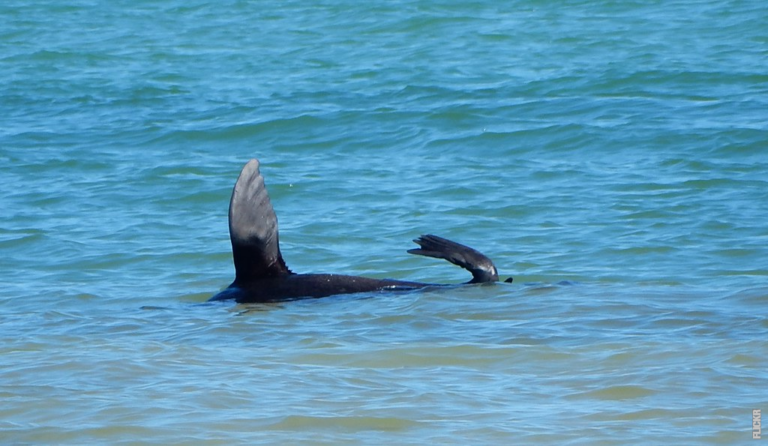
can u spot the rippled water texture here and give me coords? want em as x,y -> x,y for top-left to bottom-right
2,1 -> 767,444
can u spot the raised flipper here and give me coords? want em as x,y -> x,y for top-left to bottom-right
408,234 -> 499,284
228,159 -> 293,282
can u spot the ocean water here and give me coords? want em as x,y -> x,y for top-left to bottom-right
2,0 -> 767,444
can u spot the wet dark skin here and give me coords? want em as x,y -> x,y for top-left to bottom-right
210,159 -> 507,303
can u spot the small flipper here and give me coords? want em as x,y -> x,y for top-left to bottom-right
228,159 -> 292,282
408,234 -> 499,284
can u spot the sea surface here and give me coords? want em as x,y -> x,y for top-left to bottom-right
2,1 -> 767,444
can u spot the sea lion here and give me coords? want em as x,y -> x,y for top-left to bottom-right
209,159 -> 505,303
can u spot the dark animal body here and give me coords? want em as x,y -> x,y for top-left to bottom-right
210,159 -> 505,303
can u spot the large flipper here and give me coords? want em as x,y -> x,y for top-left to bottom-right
408,234 -> 499,284
228,159 -> 292,282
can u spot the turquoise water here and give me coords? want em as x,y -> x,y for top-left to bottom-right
2,0 -> 767,443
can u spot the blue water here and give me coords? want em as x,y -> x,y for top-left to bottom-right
2,1 -> 767,444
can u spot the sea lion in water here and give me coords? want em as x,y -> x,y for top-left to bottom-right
209,159 -> 505,303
